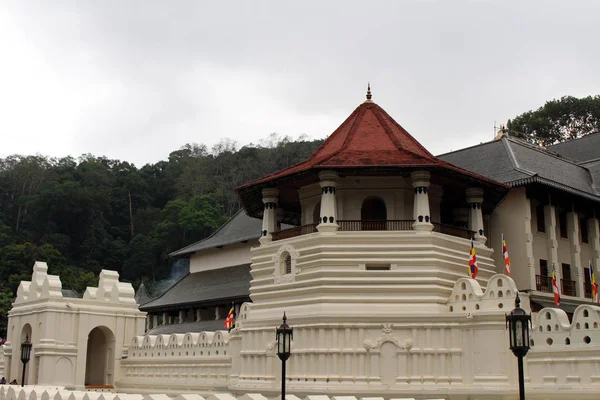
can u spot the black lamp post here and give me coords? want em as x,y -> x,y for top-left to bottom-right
276,313 -> 293,400
506,292 -> 531,400
20,335 -> 32,387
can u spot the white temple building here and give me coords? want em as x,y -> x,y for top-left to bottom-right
3,91 -> 600,400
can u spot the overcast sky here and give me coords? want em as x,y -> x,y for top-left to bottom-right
1,1 -> 599,166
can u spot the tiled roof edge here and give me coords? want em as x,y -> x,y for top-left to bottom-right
169,209 -> 246,257
510,176 -> 600,202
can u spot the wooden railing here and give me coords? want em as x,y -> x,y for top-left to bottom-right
432,222 -> 475,240
536,275 -> 553,293
271,220 -> 476,241
562,279 -> 577,297
338,220 -> 414,232
272,224 -> 318,241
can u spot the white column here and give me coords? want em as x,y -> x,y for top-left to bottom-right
196,309 -> 201,322
259,188 -> 279,243
411,170 -> 433,232
215,307 -> 220,320
178,310 -> 184,323
162,312 -> 168,325
466,188 -> 486,244
317,171 -> 339,233
152,314 -> 158,328
589,218 -> 600,275
567,211 -> 582,297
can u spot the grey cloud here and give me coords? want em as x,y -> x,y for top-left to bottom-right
2,0 -> 600,165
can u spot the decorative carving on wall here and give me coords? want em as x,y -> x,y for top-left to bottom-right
272,244 -> 300,283
363,324 -> 413,352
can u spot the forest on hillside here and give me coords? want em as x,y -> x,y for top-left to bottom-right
0,134 -> 323,317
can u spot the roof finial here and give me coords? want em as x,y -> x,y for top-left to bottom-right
366,82 -> 372,101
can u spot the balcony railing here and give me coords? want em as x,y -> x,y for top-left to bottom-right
338,220 -> 414,232
271,224 -> 318,241
536,275 -> 552,293
562,279 -> 577,297
432,222 -> 475,240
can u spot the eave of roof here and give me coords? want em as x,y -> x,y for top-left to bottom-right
140,264 -> 251,311
169,209 -> 260,257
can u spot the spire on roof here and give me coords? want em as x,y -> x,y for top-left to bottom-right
365,83 -> 373,103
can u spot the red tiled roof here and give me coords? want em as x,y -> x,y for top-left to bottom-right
239,100 -> 443,188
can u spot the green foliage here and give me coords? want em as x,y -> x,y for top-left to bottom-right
0,134 -> 323,297
507,95 -> 600,145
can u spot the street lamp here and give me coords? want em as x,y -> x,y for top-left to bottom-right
506,292 -> 531,400
276,313 -> 293,400
20,335 -> 32,387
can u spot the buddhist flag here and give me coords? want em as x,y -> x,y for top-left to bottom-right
502,233 -> 511,275
552,264 -> 560,306
224,306 -> 235,330
590,261 -> 598,303
468,239 -> 479,279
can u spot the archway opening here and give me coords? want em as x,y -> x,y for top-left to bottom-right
361,197 -> 387,230
85,326 -> 115,388
18,324 -> 33,385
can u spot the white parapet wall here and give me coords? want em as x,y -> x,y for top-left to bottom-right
526,304 -> 600,396
117,331 -> 234,394
6,262 -> 600,399
0,386 -> 454,400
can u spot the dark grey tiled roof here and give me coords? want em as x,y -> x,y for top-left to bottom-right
135,282 -> 153,306
140,264 -> 251,311
146,319 -> 226,335
170,209 -> 261,257
438,136 -> 599,201
548,132 -> 600,163
61,289 -> 80,298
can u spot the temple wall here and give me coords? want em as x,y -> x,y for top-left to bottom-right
248,230 -> 497,323
6,265 -> 600,398
117,331 -> 233,394
189,241 -> 256,274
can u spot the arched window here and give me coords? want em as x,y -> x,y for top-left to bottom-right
282,252 -> 292,275
361,197 -> 387,230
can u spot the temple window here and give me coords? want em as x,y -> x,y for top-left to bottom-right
281,252 -> 292,275
361,197 -> 387,230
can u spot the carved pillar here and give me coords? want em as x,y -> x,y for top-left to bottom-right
590,218 -> 600,274
466,188 -> 486,244
567,211 -> 582,297
259,188 -> 279,243
317,171 -> 339,233
411,170 -> 433,231
545,204 -> 560,280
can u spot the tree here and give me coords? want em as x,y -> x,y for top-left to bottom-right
506,95 -> 600,146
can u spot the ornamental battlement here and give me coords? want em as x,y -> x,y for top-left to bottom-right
129,331 -> 231,358
14,261 -> 137,306
447,273 -> 526,314
530,304 -> 600,348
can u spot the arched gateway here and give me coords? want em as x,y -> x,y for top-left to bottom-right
85,326 -> 116,387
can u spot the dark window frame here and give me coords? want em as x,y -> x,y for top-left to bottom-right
536,204 -> 546,233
